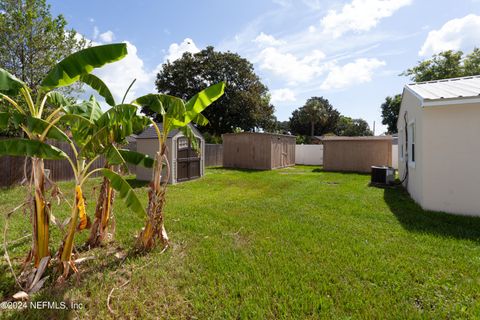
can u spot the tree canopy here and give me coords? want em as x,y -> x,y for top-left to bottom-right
148,46 -> 275,136
335,116 -> 372,136
0,0 -> 85,136
0,0 -> 86,89
401,48 -> 480,82
289,97 -> 340,137
381,94 -> 402,134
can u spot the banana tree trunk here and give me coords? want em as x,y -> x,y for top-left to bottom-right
137,146 -> 169,250
32,157 -> 49,267
58,185 -> 89,277
86,166 -> 115,248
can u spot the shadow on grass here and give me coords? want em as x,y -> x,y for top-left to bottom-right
384,186 -> 480,243
1,245 -> 153,319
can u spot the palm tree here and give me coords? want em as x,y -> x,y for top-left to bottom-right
303,98 -> 327,137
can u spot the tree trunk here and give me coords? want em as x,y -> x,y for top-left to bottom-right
32,157 -> 49,267
310,121 -> 315,137
137,147 -> 169,251
86,166 -> 115,248
58,185 -> 88,278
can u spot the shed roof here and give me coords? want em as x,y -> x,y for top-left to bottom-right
406,75 -> 480,103
222,132 -> 296,139
136,123 -> 203,140
321,136 -> 392,141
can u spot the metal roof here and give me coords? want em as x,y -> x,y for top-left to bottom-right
406,75 -> 480,101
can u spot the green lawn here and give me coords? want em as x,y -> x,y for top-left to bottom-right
1,166 -> 480,319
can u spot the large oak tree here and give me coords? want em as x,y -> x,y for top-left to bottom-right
149,46 -> 275,136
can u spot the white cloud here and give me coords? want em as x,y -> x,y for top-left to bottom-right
320,58 -> 385,90
257,48 -> 326,83
308,25 -> 316,33
419,14 -> 480,56
164,38 -> 200,62
99,30 -> 115,43
93,41 -> 155,103
321,0 -> 412,38
271,88 -> 296,104
253,32 -> 286,46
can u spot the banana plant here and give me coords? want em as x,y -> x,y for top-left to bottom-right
131,82 -> 225,251
0,43 -> 128,267
56,97 -> 154,278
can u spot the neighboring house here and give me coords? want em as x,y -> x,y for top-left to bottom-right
397,75 -> 480,216
136,123 -> 205,184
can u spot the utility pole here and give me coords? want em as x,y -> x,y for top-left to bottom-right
373,121 -> 376,136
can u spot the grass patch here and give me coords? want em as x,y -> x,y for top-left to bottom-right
1,166 -> 480,319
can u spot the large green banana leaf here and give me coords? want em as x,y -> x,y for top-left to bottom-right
80,74 -> 115,106
46,91 -> 72,108
63,95 -> 103,122
0,139 -> 67,159
118,149 -> 154,168
41,43 -> 128,90
101,169 -> 146,218
0,68 -> 26,96
11,113 -> 69,141
179,82 -> 225,127
95,104 -> 149,142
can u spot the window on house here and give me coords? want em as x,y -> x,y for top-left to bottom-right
408,121 -> 415,165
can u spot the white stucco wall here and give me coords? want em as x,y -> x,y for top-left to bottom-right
398,89 -> 424,206
422,102 -> 480,216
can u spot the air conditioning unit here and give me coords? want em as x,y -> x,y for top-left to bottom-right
371,166 -> 395,186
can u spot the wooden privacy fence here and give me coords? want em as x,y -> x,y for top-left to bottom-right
205,144 -> 223,167
0,139 -> 105,188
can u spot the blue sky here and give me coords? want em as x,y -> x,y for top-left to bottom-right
50,0 -> 480,134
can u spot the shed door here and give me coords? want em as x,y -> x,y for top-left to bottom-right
177,137 -> 201,182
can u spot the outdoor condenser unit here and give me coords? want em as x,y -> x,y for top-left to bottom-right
371,166 -> 395,186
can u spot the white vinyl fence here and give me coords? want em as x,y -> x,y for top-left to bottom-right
392,145 -> 398,169
295,144 -> 399,168
295,144 -> 323,165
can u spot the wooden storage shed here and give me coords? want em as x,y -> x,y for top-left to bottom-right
322,136 -> 392,173
222,132 -> 296,170
136,123 -> 205,184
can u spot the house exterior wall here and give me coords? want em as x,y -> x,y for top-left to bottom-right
323,138 -> 392,173
421,102 -> 480,216
398,89 -> 424,206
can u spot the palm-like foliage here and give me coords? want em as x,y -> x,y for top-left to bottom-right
131,82 -> 225,251
0,44 -> 127,268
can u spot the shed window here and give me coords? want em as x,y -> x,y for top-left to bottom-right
178,137 -> 188,149
408,121 -> 415,166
